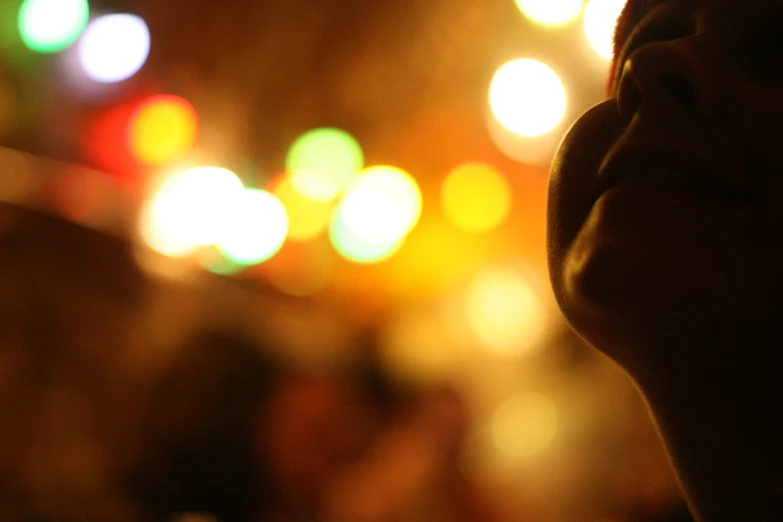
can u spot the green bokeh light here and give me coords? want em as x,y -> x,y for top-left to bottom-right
329,206 -> 403,264
18,0 -> 89,53
286,127 -> 364,202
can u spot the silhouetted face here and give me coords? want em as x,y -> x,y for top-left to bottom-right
548,0 -> 783,376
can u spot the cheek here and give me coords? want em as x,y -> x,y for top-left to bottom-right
547,101 -> 623,288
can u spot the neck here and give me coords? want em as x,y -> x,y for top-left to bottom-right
634,330 -> 783,522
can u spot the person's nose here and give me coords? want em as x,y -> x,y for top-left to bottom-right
616,39 -> 725,122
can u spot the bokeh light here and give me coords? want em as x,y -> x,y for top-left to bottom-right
489,59 -> 566,137
83,100 -> 140,177
140,166 -> 245,257
217,188 -> 289,265
339,165 -> 422,245
130,95 -> 199,166
466,267 -> 547,355
514,0 -> 583,27
269,175 -> 333,241
441,163 -> 512,233
329,205 -> 404,264
584,0 -> 627,60
78,14 -> 150,83
17,0 -> 89,53
286,128 -> 364,201
492,393 -> 559,460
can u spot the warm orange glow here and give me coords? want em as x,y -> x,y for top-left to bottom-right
269,175 -> 333,241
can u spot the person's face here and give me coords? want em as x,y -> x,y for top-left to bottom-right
548,0 -> 783,377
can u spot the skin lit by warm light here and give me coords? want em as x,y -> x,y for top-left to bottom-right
217,188 -> 289,265
441,163 -> 512,233
514,0 -> 583,27
329,205 -> 403,264
492,393 -> 558,460
78,14 -> 150,83
340,166 -> 422,245
466,267 -> 547,355
489,59 -> 566,137
17,0 -> 89,53
584,0 -> 627,60
130,95 -> 199,166
286,128 -> 364,202
270,176 -> 333,241
140,166 -> 245,257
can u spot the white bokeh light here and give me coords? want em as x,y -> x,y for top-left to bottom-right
514,0 -> 583,27
78,14 -> 150,83
217,189 -> 289,265
584,0 -> 627,60
489,59 -> 566,137
140,167 -> 245,257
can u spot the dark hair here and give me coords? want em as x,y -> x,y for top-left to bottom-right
131,331 -> 282,522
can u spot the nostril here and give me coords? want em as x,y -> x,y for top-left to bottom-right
658,73 -> 696,108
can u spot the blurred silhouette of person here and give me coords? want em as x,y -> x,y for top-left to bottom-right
548,0 -> 783,520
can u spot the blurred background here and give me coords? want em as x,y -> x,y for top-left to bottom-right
0,0 -> 695,521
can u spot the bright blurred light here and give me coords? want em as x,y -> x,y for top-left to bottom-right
217,188 -> 288,265
489,59 -> 566,137
584,0 -> 627,60
466,267 -> 546,355
270,176 -> 333,241
329,205 -> 403,264
130,95 -> 199,166
441,163 -> 512,233
17,0 -> 89,53
492,393 -> 559,460
515,0 -> 583,26
78,14 -> 150,83
340,166 -> 422,245
286,128 -> 364,201
140,166 -> 244,257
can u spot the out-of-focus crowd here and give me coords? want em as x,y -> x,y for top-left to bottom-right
0,202 -> 694,522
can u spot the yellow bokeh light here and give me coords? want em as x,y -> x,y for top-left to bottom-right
492,392 -> 559,460
130,95 -> 199,166
340,165 -> 422,245
270,176 -> 333,241
140,166 -> 245,257
466,267 -> 547,355
515,0 -> 583,27
441,163 -> 512,233
489,59 -> 566,137
584,0 -> 627,60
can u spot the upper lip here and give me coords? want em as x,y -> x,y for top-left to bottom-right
597,146 -> 756,204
